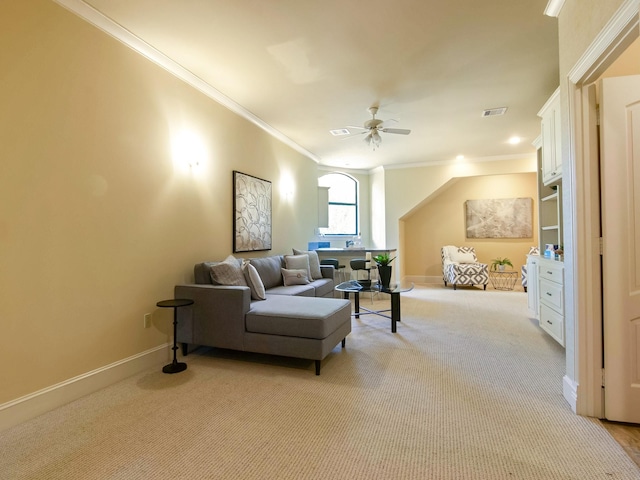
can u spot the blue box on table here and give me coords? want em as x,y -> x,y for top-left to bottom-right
308,241 -> 330,250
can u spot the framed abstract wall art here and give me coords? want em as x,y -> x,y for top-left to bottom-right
465,197 -> 533,239
233,171 -> 272,252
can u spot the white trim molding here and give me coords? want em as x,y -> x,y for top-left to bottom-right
565,0 -> 639,417
563,375 -> 578,413
404,275 -> 442,285
568,0 -> 640,84
544,0 -> 565,17
52,0 -> 320,164
0,344 -> 169,432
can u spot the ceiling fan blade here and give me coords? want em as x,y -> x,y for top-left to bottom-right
345,125 -> 368,130
381,128 -> 411,135
341,131 -> 368,139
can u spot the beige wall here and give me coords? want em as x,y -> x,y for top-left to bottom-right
0,1 -> 321,404
558,0 -> 626,76
599,36 -> 640,78
403,173 -> 538,281
383,156 -> 537,277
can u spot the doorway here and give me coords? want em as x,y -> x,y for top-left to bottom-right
569,11 -> 639,420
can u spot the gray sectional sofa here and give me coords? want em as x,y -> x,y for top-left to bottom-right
175,253 -> 352,375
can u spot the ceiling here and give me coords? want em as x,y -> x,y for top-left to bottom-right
74,0 -> 559,171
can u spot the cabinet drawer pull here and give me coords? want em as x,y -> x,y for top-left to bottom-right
547,320 -> 553,325
546,292 -> 552,296
546,271 -> 553,275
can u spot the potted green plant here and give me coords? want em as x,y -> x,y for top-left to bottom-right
490,257 -> 513,272
372,253 -> 396,266
372,253 -> 396,288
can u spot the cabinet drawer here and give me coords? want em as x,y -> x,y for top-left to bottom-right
540,304 -> 564,346
539,263 -> 563,283
539,278 -> 564,314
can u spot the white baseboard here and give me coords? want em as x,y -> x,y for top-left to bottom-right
404,275 -> 442,284
563,375 -> 578,413
0,344 -> 169,432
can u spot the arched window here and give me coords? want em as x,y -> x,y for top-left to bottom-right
318,172 -> 358,235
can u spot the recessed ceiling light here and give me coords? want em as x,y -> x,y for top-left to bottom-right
330,129 -> 350,136
456,155 -> 465,160
508,136 -> 521,145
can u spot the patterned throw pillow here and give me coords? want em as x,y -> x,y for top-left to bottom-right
281,268 -> 310,286
209,255 -> 247,286
292,248 -> 322,280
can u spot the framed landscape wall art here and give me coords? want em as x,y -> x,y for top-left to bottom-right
233,171 -> 272,252
465,197 -> 533,239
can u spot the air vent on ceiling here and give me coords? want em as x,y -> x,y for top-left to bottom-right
482,107 -> 508,117
330,128 -> 350,136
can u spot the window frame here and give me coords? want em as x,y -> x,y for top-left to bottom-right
318,172 -> 359,236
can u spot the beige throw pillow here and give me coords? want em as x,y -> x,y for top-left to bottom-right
292,249 -> 322,280
210,255 -> 247,286
284,254 -> 311,280
281,268 -> 310,286
453,251 -> 476,264
242,261 -> 266,300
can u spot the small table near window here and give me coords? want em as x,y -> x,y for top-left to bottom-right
157,298 -> 194,374
489,271 -> 518,291
335,280 -> 414,333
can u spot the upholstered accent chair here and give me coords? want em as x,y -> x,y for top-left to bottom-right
441,245 -> 488,290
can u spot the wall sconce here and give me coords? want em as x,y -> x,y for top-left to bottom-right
171,130 -> 206,170
280,173 -> 295,200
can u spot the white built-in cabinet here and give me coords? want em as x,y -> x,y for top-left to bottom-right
526,255 -> 539,316
538,87 -> 562,185
529,87 -> 564,347
538,258 -> 565,346
539,184 -> 562,250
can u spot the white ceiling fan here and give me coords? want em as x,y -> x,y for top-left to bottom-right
334,106 -> 411,150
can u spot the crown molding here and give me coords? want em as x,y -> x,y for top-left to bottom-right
52,0 -> 320,163
382,153 -> 536,170
544,0 -> 565,17
568,0 -> 639,84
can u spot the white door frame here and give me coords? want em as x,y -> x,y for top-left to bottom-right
566,0 -> 639,417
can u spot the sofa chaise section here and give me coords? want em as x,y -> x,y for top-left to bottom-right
175,253 -> 352,374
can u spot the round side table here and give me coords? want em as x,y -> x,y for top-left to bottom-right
157,298 -> 194,374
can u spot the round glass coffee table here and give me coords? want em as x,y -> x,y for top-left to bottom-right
335,280 -> 414,333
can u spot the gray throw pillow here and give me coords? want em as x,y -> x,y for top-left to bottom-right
249,256 -> 285,289
293,248 -> 322,280
284,254 -> 311,281
243,261 -> 266,300
281,268 -> 310,286
210,255 -> 247,286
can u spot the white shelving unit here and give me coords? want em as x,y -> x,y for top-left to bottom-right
530,87 -> 565,347
538,87 -> 562,185
539,187 -> 562,249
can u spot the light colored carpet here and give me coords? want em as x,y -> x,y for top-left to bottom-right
2,285 -> 639,479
